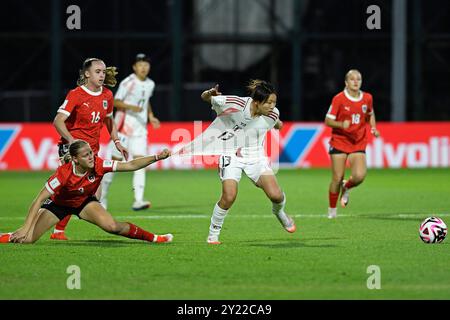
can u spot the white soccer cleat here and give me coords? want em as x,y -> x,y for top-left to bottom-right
207,235 -> 221,245
275,212 -> 297,233
340,180 -> 350,208
328,207 -> 337,219
132,200 -> 151,211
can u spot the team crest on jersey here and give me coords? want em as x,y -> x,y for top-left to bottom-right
362,104 -> 368,113
88,174 -> 96,183
102,100 -> 108,110
78,187 -> 84,194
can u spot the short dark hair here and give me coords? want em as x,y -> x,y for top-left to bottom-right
247,79 -> 276,103
134,53 -> 151,64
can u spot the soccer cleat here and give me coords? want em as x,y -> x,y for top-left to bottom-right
275,212 -> 297,233
50,232 -> 69,241
0,233 -> 12,243
154,233 -> 173,243
207,235 -> 221,245
328,207 -> 337,219
132,200 -> 151,211
340,180 -> 350,208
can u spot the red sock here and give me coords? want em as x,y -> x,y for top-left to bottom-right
329,191 -> 339,208
344,179 -> 356,189
125,223 -> 155,242
54,215 -> 72,232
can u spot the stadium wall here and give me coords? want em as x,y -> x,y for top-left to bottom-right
0,122 -> 449,170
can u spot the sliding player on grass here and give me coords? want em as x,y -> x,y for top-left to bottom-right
0,140 -> 172,244
200,80 -> 296,245
50,58 -> 129,240
325,69 -> 380,219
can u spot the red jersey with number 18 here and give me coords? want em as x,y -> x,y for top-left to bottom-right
57,85 -> 114,154
326,89 -> 374,153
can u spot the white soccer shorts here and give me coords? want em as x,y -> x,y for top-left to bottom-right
218,155 -> 274,183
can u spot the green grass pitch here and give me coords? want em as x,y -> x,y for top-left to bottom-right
1,168 -> 449,299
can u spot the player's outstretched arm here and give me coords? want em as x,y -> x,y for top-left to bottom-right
116,149 -> 170,172
200,84 -> 221,103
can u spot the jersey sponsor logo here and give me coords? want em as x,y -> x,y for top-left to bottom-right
88,174 -> 96,183
49,177 -> 61,190
82,102 -> 90,108
103,100 -> 108,109
362,105 -> 368,113
344,106 -> 350,111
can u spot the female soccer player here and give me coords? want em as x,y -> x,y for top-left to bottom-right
50,58 -> 128,240
200,80 -> 296,245
0,140 -> 172,244
100,53 -> 161,211
325,69 -> 380,219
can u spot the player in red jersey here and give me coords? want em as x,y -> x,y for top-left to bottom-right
325,70 -> 380,218
50,58 -> 129,240
0,140 -> 172,244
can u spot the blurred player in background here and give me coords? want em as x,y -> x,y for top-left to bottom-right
100,53 -> 160,211
49,58 -> 129,240
0,140 -> 172,244
325,69 -> 380,219
200,80 -> 296,245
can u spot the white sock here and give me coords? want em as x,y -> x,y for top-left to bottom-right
133,168 -> 146,202
100,172 -> 115,204
272,193 -> 290,225
209,203 -> 229,238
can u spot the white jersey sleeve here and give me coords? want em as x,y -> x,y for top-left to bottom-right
211,95 -> 249,116
114,76 -> 133,101
263,107 -> 280,129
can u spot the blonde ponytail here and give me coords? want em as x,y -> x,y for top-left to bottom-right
104,66 -> 118,87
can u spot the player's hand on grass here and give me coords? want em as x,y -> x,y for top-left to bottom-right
10,227 -> 30,243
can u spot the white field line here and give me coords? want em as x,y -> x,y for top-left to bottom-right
0,213 -> 449,221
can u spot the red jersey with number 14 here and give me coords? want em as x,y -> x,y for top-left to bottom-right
57,85 -> 114,154
45,157 -> 117,208
326,89 -> 374,153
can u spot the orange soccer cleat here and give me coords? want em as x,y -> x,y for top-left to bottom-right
50,232 -> 69,241
0,233 -> 12,243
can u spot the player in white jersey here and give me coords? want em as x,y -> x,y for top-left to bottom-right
100,53 -> 161,211
200,80 -> 296,244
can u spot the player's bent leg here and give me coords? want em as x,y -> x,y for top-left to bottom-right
28,209 -> 60,243
256,173 -> 296,233
207,179 -> 238,244
79,202 -> 172,243
340,153 -> 367,208
329,153 -> 348,217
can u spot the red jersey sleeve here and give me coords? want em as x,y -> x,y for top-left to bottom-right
44,168 -> 66,195
96,157 -> 118,175
57,89 -> 79,117
326,95 -> 341,120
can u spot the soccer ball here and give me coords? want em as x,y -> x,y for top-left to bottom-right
419,217 -> 447,244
